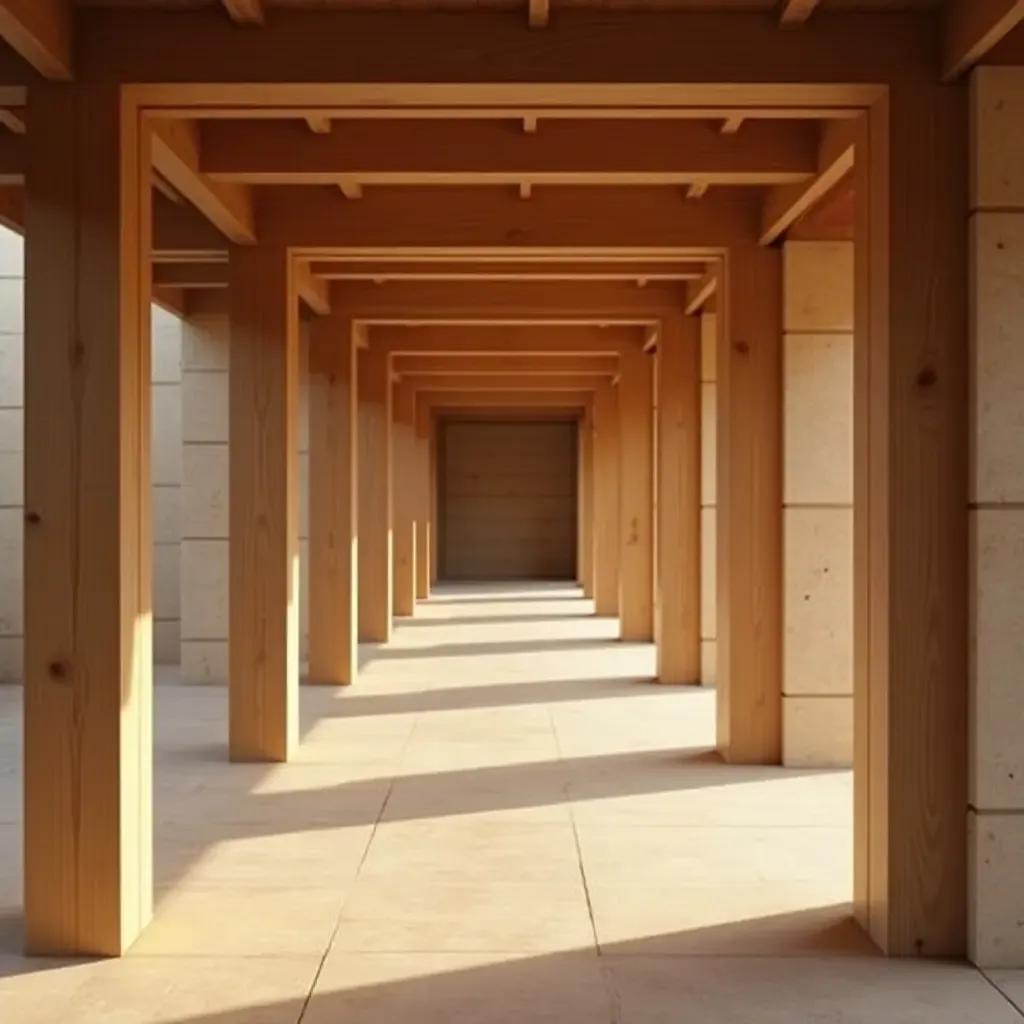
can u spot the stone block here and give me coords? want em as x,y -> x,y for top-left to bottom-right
183,315 -> 229,372
183,443 -> 228,540
182,640 -> 228,684
969,809 -> 1024,968
0,636 -> 21,683
971,213 -> 1024,503
971,509 -> 1024,810
153,483 -> 180,545
0,227 -> 23,278
701,507 -> 716,641
782,696 -> 853,768
700,312 -> 717,383
0,278 -> 23,335
154,541 -> 180,623
152,306 -> 183,385
0,333 -> 22,407
0,451 -> 21,509
783,242 -> 854,333
784,332 -> 853,506
701,382 -> 716,507
972,67 -> 1024,210
0,409 -> 22,453
784,508 -> 853,696
182,370 -> 228,445
0,509 -> 20,636
154,620 -> 181,667
152,382 -> 182,487
181,539 -> 228,642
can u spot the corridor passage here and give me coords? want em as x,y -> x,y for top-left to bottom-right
0,585 -> 1020,1021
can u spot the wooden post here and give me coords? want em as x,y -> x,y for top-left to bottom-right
415,398 -> 432,601
579,404 -> 595,598
308,311 -> 358,686
24,84 -> 153,957
657,313 -> 702,684
718,245 -> 783,764
593,384 -> 620,617
229,246 -> 300,762
854,85 -> 968,957
358,345 -> 393,641
430,417 -> 440,585
619,347 -> 655,642
393,382 -> 417,617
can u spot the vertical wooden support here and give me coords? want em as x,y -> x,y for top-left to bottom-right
24,84 -> 152,957
393,382 -> 417,617
308,311 -> 358,686
429,416 -> 440,585
415,398 -> 432,601
229,246 -> 299,762
579,404 -> 595,598
657,313 -> 702,684
593,384 -> 620,617
358,345 -> 393,641
619,347 -> 655,642
718,245 -> 783,764
854,86 -> 968,957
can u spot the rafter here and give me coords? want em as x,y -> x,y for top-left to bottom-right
944,0 -> 1024,79
223,0 -> 263,25
200,119 -> 817,187
684,268 -> 718,316
760,118 -> 857,245
0,0 -> 71,79
305,116 -> 332,134
779,0 -> 821,25
294,260 -> 331,315
151,120 -> 256,244
528,0 -> 550,28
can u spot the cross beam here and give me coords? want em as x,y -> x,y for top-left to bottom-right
374,326 -> 641,355
0,0 -> 70,79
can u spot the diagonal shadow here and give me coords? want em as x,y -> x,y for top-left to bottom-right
398,611 -> 597,627
359,637 -> 628,663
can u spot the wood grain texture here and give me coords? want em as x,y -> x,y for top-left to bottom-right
392,382 -> 417,616
357,345 -> 393,641
228,245 -> 299,762
717,244 -> 783,765
856,85 -> 968,957
441,421 -> 577,581
415,399 -> 432,601
619,348 -> 655,642
24,84 -> 152,955
593,384 -> 620,618
0,0 -> 71,79
578,406 -> 595,599
657,313 -> 702,684
308,311 -> 358,686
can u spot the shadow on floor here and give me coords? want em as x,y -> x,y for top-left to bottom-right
358,637 -> 632,664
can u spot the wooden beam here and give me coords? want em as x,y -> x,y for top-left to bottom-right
686,183 -> 709,200
415,399 -> 432,601
152,286 -> 187,319
153,263 -> 227,289
529,0 -> 550,28
579,406 -> 595,599
309,259 -> 705,282
294,261 -> 331,315
308,311 -> 358,685
202,119 -> 816,186
779,0 -> 821,26
421,389 -> 592,408
721,116 -> 744,135
0,106 -> 25,133
377,326 -> 640,355
685,268 -> 718,316
760,118 -> 857,245
151,120 -> 255,244
152,191 -> 230,260
593,383 -> 620,618
77,9 -> 932,93
0,0 -> 71,79
223,0 -> 263,25
229,246 -> 299,762
402,373 -> 607,391
339,182 -> 362,200
305,116 -> 331,134
392,382 -> 418,618
395,354 -> 619,375
944,0 -> 1024,79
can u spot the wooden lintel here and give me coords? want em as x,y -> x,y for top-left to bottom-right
779,0 -> 821,25
200,119 -> 818,186
394,354 -> 619,375
0,0 -> 71,79
403,372 -> 605,391
684,269 -> 718,315
295,261 -> 331,315
760,117 -> 857,245
422,389 -> 592,408
944,0 -> 1024,79
223,0 -> 264,25
151,120 -> 256,244
374,325 -> 642,355
308,259 -> 706,282
528,0 -> 550,28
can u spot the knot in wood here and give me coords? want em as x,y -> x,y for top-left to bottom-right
48,659 -> 70,681
916,367 -> 937,388
734,340 -> 750,356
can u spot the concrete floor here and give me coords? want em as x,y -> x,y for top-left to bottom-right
0,582 -> 1021,1022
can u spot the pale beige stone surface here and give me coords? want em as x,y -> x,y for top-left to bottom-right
701,506 -> 716,641
0,586 -> 1016,1020
180,539 -> 229,641
783,241 -> 854,333
783,696 -> 854,769
969,810 -> 1024,969
972,67 -> 1024,210
700,311 -> 717,382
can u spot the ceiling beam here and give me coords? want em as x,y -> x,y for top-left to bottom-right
308,259 -> 706,282
75,8 -> 932,94
779,0 -> 821,26
151,120 -> 256,244
305,116 -> 332,134
0,0 -> 71,79
528,0 -> 550,28
223,0 -> 264,25
294,261 -> 331,316
258,187 -> 759,253
401,373 -> 606,390
684,268 -> 718,316
375,326 -> 641,355
201,119 -> 817,187
152,191 -> 230,261
760,118 -> 857,245
944,0 -> 1024,79
394,354 -> 619,374
421,390 -> 592,408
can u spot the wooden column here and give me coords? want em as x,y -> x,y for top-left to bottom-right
392,382 -> 417,617
579,405 -> 595,599
430,418 -> 440,585
854,85 -> 968,957
24,84 -> 153,957
415,398 -> 432,601
229,246 -> 300,762
358,345 -> 393,641
619,347 -> 655,642
308,311 -> 358,686
593,384 -> 620,617
657,313 -> 702,684
718,245 -> 783,765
